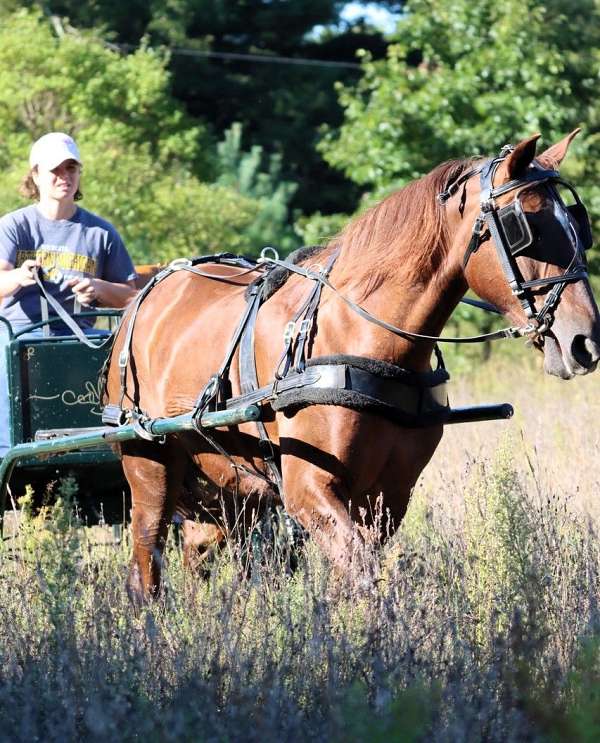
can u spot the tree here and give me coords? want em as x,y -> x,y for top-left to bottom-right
0,9 -> 261,263
14,1 -> 394,217
320,0 -> 600,338
216,123 -> 299,252
321,0 -> 600,192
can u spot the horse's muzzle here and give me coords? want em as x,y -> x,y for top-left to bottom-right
544,330 -> 600,379
570,334 -> 600,374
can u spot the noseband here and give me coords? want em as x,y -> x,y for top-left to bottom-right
438,146 -> 591,340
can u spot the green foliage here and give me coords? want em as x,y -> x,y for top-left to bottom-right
17,477 -> 83,628
216,123 -> 299,254
0,9 -> 263,263
321,0 -> 600,190
84,151 -> 260,263
463,438 -> 539,643
335,680 -> 439,742
294,210 -> 349,247
22,0 -> 389,217
320,0 -> 600,323
0,11 -> 208,169
560,636 -> 600,741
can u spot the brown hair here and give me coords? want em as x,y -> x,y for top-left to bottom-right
19,167 -> 83,201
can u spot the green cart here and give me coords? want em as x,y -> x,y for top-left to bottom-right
1,311 -> 128,522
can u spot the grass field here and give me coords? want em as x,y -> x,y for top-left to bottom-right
1,351 -> 600,741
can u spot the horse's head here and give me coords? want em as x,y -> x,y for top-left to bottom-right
451,131 -> 600,379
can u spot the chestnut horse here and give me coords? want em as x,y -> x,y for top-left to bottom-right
105,132 -> 600,603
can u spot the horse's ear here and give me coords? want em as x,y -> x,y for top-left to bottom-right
536,128 -> 581,170
505,134 -> 541,178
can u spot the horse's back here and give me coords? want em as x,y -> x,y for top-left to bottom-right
106,267 -> 253,417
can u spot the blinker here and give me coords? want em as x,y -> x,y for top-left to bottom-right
551,180 -> 593,252
497,182 -> 593,257
497,200 -> 533,256
566,201 -> 593,252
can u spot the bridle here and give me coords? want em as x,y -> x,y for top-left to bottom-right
438,145 -> 592,341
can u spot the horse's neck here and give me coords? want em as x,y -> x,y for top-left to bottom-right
326,250 -> 466,370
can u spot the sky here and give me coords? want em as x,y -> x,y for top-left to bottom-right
340,2 -> 399,32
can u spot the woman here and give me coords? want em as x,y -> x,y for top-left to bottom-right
0,131 -> 138,456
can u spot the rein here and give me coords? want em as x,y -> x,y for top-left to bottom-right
260,254 -> 524,344
32,269 -> 112,348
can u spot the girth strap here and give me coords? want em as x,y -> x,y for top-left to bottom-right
229,356 -> 451,428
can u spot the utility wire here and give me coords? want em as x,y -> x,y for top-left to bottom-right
116,43 -> 363,70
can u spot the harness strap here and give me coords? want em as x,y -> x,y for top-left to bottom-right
192,278 -> 265,415
273,282 -> 317,380
478,162 -> 539,320
263,257 -> 523,343
460,296 -> 502,315
292,251 -> 339,373
483,202 -> 538,320
237,281 -> 284,493
520,269 -> 588,290
33,270 -> 111,348
117,268 -> 170,409
40,291 -> 50,338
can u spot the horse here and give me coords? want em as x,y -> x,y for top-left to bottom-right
104,131 -> 600,604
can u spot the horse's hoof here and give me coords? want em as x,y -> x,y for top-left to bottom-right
126,563 -> 149,612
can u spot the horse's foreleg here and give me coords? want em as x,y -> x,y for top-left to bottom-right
280,451 -> 364,574
121,439 -> 187,605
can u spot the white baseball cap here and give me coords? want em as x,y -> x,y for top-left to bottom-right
29,132 -> 82,171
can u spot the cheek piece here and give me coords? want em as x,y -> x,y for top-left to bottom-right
438,145 -> 591,341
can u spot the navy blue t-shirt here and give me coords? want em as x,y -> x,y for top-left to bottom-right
0,205 -> 136,329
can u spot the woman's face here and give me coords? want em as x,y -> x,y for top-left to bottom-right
33,159 -> 81,203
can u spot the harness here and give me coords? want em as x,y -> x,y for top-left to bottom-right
103,145 -> 593,491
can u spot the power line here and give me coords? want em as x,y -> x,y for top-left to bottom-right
117,43 -> 363,70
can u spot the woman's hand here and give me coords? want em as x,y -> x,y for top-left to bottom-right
66,276 -> 97,306
16,259 -> 39,288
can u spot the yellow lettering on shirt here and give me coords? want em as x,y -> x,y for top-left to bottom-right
15,248 -> 97,276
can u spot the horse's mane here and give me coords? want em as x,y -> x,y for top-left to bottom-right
330,158 -> 477,298
246,158 -> 476,303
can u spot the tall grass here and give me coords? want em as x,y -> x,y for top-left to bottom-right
1,354 -> 600,741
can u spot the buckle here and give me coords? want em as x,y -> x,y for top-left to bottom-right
472,216 -> 485,235
283,321 -> 296,345
258,437 -> 276,462
118,350 -> 128,368
298,318 -> 312,337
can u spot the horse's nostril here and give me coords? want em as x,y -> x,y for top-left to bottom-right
571,335 -> 600,368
